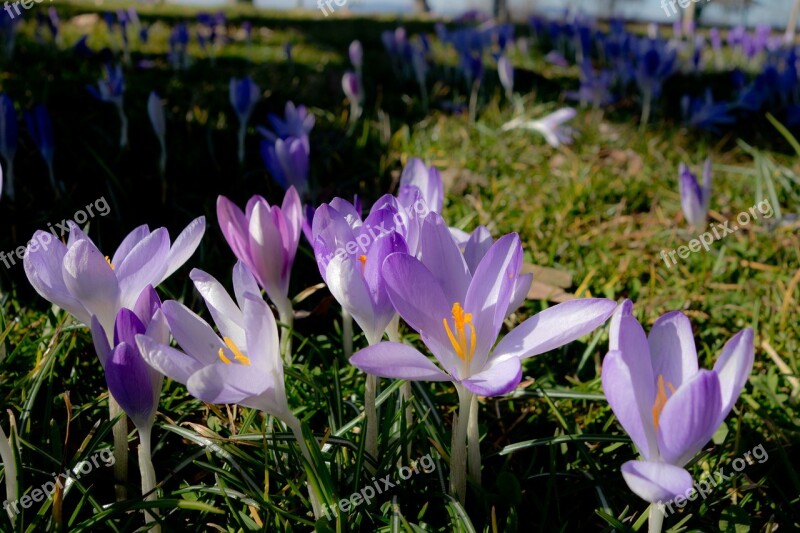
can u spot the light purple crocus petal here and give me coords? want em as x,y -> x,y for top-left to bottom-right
136,334 -> 204,384
242,293 -> 281,373
162,300 -> 225,365
161,216 -> 206,282
349,40 -> 363,69
132,285 -> 161,329
186,363 -> 271,406
508,273 -> 533,315
399,159 -> 444,214
461,356 -> 522,396
91,315 -> 112,368
463,225 -> 493,273
116,228 -> 170,308
648,311 -> 699,389
621,461 -> 693,503
382,253 -> 463,377
657,369 -> 722,466
679,163 -> 706,226
114,308 -> 146,346
217,196 -> 251,263
492,299 -> 617,360
232,261 -> 261,309
281,186 -> 303,267
190,269 -> 246,348
62,239 -> 121,333
105,342 -> 161,429
419,213 -> 471,304
111,225 -> 150,267
350,342 -> 452,381
602,350 -> 657,460
712,328 -> 754,427
249,202 -> 291,307
498,55 -> 514,94
24,233 -> 89,324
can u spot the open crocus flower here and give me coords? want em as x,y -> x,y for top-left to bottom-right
601,300 -> 754,507
217,187 -> 302,333
24,217 -> 206,338
501,107 -> 577,148
351,213 -> 615,396
678,159 -> 712,228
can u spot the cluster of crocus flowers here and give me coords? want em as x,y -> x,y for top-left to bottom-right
23,218 -> 206,500
602,301 -> 754,533
217,187 -> 303,362
350,212 -> 617,502
679,159 -> 712,229
87,64 -> 128,148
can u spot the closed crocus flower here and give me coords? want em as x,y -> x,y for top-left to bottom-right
498,55 -> 514,100
230,76 -> 260,163
349,40 -> 363,71
399,158 -> 444,215
260,136 -> 310,198
342,71 -> 363,126
24,217 -> 206,338
0,93 -> 17,201
217,188 -> 302,328
679,159 -> 711,228
147,92 -> 166,177
601,301 -> 754,528
501,107 -> 577,148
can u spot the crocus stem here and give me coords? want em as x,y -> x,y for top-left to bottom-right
386,318 -> 413,459
469,80 -> 480,123
117,106 -> 128,149
0,423 -> 17,527
109,395 -> 129,501
237,123 -> 246,164
278,303 -> 294,366
640,92 -> 652,131
467,394 -> 481,487
137,425 -> 160,532
648,504 -> 664,533
365,374 -> 378,460
450,385 -> 473,505
342,309 -> 353,358
284,415 -> 323,520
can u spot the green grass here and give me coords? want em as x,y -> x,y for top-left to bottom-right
0,4 -> 798,532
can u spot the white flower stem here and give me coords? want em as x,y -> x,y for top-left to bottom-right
365,374 -> 378,460
467,394 -> 481,487
237,123 -> 246,164
284,415 -> 323,520
386,318 -> 413,460
109,396 -> 129,501
278,302 -> 294,366
648,504 -> 664,533
137,425 -> 160,532
450,385 -> 473,505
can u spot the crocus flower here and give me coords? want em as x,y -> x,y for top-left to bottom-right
230,76 -> 261,163
25,104 -> 60,194
678,159 -> 711,228
399,158 -> 444,215
351,213 -> 616,502
498,55 -> 514,100
91,286 -> 166,525
260,137 -> 310,199
501,108 -> 577,148
135,265 -> 326,519
217,188 -> 302,359
87,64 -> 128,148
601,301 -> 753,528
257,101 -> 315,143
0,93 -> 17,201
147,92 -> 167,178
349,40 -> 363,72
24,218 -> 206,338
342,71 -> 363,128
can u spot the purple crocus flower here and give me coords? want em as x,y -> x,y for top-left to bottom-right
24,104 -> 60,194
351,214 -> 615,396
342,71 -> 363,125
257,101 -> 315,143
87,64 -> 128,148
24,218 -> 206,338
349,40 -> 363,71
497,55 -> 514,100
602,301 -> 753,511
260,137 -> 310,199
0,93 -> 17,201
230,76 -> 261,163
217,188 -> 302,338
501,108 -> 577,148
678,159 -> 711,228
399,158 -> 443,214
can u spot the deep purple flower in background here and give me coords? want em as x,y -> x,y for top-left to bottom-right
230,76 -> 261,163
0,93 -> 17,201
87,64 -> 128,148
602,301 -> 754,504
24,218 -> 206,337
678,159 -> 712,228
260,136 -> 310,198
258,101 -> 315,144
681,92 -> 736,133
217,188 -> 302,325
349,40 -> 363,71
342,71 -> 363,123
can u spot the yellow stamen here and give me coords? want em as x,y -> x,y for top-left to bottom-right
105,256 -> 115,270
358,255 -> 367,272
217,337 -> 251,366
442,303 -> 477,366
652,374 -> 677,431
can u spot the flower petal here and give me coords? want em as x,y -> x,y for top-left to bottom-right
136,334 -> 204,384
621,460 -> 693,504
712,328 -> 754,427
111,225 -> 150,267
350,342 -> 452,381
657,369 -> 722,466
162,216 -> 206,282
419,213 -> 471,304
189,269 -> 246,348
116,228 -> 170,308
461,356 -> 522,396
162,300 -> 225,365
648,311 -> 699,389
105,342 -> 161,429
186,363 -> 273,405
62,239 -> 121,333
